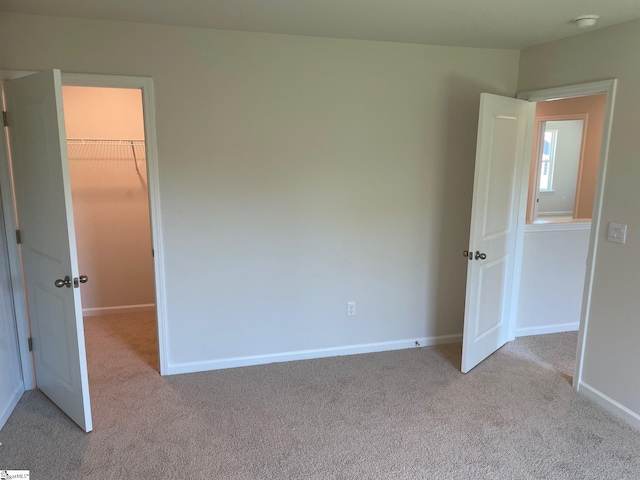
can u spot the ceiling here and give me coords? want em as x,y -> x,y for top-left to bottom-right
1,0 -> 639,49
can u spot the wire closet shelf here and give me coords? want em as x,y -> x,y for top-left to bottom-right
66,138 -> 146,174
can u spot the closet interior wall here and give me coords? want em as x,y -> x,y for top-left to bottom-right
62,86 -> 155,315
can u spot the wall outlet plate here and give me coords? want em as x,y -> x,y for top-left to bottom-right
346,301 -> 356,316
607,222 -> 627,244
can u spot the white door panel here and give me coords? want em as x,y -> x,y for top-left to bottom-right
462,94 -> 531,373
5,70 -> 92,431
0,177 -> 24,430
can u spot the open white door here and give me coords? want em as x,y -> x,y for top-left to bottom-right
4,70 -> 92,431
0,182 -> 24,430
461,93 -> 531,373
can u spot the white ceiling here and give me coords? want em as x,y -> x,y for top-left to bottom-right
1,0 -> 640,49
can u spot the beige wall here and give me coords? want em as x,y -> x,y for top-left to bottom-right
63,86 -> 155,312
527,95 -> 606,220
520,19 -> 640,420
516,226 -> 590,335
0,12 -> 520,369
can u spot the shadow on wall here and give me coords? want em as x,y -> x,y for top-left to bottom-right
431,75 -> 516,338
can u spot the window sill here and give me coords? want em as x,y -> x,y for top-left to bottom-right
526,219 -> 592,232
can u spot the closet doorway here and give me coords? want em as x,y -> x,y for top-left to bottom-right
62,86 -> 159,375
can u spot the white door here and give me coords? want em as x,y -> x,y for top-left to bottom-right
461,93 -> 531,373
0,182 -> 24,430
4,70 -> 92,431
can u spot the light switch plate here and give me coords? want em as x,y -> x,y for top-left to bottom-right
607,222 -> 627,245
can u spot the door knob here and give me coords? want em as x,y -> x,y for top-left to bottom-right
54,275 -> 72,288
73,275 -> 89,288
463,250 -> 473,261
475,251 -> 487,260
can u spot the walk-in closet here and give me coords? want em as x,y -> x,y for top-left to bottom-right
62,86 -> 158,373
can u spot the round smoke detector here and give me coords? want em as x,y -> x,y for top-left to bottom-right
573,15 -> 600,28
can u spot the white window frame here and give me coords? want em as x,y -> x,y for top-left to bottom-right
539,127 -> 558,193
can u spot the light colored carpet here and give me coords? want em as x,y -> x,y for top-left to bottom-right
1,312 -> 639,479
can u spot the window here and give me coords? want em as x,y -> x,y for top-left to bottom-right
539,129 -> 557,192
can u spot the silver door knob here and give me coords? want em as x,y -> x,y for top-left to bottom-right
54,276 -> 72,288
474,251 -> 487,260
79,275 -> 89,284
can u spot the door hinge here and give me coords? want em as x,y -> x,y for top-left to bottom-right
15,229 -> 22,244
152,248 -> 155,258
28,337 -> 33,352
2,111 -> 7,127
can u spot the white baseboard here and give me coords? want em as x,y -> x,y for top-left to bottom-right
83,304 -> 156,317
166,333 -> 462,375
578,381 -> 640,430
515,322 -> 579,337
0,384 -> 24,431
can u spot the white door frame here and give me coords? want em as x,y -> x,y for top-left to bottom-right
0,69 -> 37,389
0,71 -> 169,382
515,79 -> 617,391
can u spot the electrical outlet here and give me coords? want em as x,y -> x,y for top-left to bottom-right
346,301 -> 356,317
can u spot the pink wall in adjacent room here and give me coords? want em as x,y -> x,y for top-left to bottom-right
62,86 -> 155,313
528,94 -> 606,220
63,87 -> 145,139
